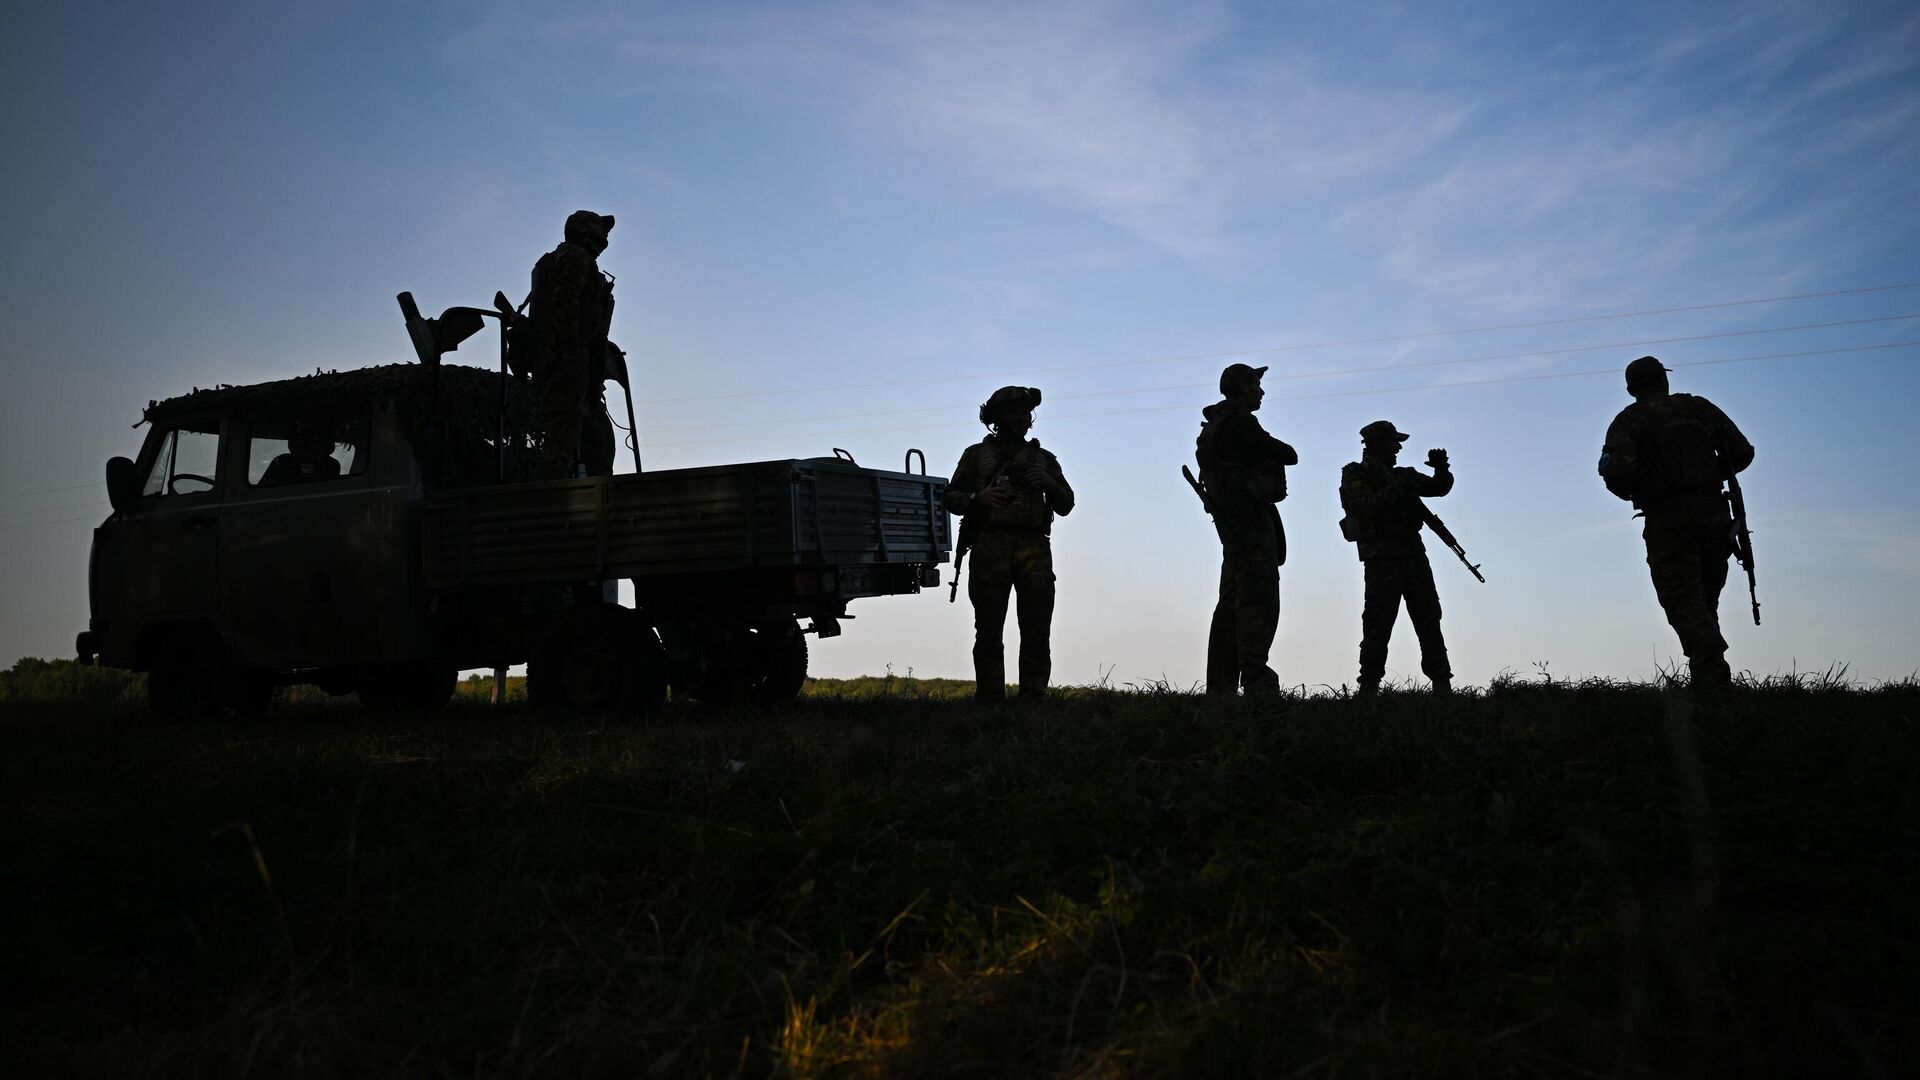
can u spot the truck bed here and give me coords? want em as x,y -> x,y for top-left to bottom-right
422,458 -> 951,588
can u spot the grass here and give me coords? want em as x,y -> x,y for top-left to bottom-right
0,675 -> 1914,1077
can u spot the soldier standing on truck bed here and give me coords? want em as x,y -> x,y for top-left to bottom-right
1339,420 -> 1455,695
946,387 -> 1074,700
1598,355 -> 1755,690
1196,363 -> 1298,698
528,210 -> 617,479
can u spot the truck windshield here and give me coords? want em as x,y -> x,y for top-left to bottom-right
140,422 -> 221,497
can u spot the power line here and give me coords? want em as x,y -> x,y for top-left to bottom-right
636,340 -> 1920,449
0,480 -> 100,503
0,513 -> 106,533
0,499 -> 109,522
5,340 -> 1907,527
640,313 -> 1920,435
639,280 -> 1920,404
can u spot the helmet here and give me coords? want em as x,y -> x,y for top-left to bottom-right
979,385 -> 1041,426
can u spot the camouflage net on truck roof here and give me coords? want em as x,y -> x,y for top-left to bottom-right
144,363 -> 541,486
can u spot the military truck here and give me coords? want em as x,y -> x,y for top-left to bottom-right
78,328 -> 950,718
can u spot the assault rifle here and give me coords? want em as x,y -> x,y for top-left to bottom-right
1419,506 -> 1485,583
1181,464 -> 1216,516
949,515 -> 973,602
1725,462 -> 1760,625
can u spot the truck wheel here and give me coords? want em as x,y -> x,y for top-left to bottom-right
357,663 -> 456,716
749,619 -> 809,704
147,636 -> 227,721
529,605 -> 662,717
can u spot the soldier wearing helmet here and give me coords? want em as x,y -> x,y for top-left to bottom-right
1196,363 -> 1298,697
527,210 -> 618,479
1338,419 -> 1455,695
944,386 -> 1075,699
1598,355 -> 1754,689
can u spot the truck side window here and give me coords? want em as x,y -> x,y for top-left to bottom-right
140,423 -> 222,497
248,405 -> 370,487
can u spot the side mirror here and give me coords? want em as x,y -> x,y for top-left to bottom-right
105,456 -> 140,512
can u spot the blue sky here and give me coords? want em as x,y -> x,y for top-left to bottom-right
4,0 -> 1917,687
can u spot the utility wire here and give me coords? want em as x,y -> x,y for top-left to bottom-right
0,480 -> 101,503
0,499 -> 109,521
640,280 -> 1920,404
3,282 -> 1913,502
8,339 -> 1912,529
640,312 -> 1920,435
636,340 -> 1920,449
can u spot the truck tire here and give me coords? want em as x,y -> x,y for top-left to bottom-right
750,619 -> 808,704
147,635 -> 227,721
357,663 -> 457,716
691,619 -> 808,706
529,605 -> 664,718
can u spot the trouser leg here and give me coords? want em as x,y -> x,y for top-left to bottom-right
1206,546 -> 1239,696
1014,566 -> 1056,695
1221,515 -> 1281,695
1400,556 -> 1452,682
1645,519 -> 1729,680
969,574 -> 1012,699
533,349 -> 591,480
1357,560 -> 1402,687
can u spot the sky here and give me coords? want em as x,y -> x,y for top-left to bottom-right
3,0 -> 1918,689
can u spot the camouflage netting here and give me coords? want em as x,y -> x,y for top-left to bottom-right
144,362 -> 540,487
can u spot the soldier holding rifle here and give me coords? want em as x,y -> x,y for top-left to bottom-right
1598,355 -> 1756,690
1339,420 -> 1464,695
946,387 -> 1074,700
1193,363 -> 1298,697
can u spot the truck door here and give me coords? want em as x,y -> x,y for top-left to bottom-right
220,402 -> 376,670
116,417 -> 225,645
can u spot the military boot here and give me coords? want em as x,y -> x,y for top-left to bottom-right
1430,677 -> 1452,696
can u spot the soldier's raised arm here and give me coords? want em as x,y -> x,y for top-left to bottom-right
1410,454 -> 1454,498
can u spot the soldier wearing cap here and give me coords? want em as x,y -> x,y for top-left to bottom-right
528,210 -> 618,479
945,387 -> 1075,699
1197,363 -> 1298,696
1598,356 -> 1754,688
1338,420 -> 1454,694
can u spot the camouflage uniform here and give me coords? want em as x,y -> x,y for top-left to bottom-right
1340,428 -> 1455,691
1197,397 -> 1297,696
529,211 -> 615,480
946,421 -> 1074,699
1599,362 -> 1754,686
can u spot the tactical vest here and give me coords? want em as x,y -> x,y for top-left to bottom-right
972,438 -> 1053,533
529,244 -> 614,356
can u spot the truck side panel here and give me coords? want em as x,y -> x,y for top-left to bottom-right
422,460 -> 950,588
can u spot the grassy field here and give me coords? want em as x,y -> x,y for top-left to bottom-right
1,674 -> 1914,1077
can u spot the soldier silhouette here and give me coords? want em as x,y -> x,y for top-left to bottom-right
527,210 -> 616,479
1196,363 -> 1298,697
1599,355 -> 1754,689
1339,421 -> 1455,695
945,387 -> 1074,699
